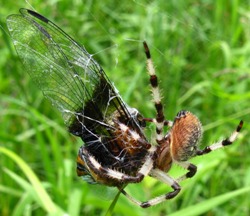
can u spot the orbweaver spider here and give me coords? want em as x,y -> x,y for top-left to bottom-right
7,9 -> 243,208
77,42 -> 243,208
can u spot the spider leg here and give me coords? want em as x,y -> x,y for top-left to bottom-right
143,42 -> 166,143
79,145 -> 156,184
118,168 -> 181,208
143,118 -> 173,127
196,120 -> 243,156
174,120 -> 243,182
174,161 -> 197,183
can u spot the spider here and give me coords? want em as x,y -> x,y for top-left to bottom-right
7,9 -> 243,209
76,42 -> 243,208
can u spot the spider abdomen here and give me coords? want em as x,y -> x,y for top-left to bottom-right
170,111 -> 203,162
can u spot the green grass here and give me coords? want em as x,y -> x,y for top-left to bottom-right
1,0 -> 250,215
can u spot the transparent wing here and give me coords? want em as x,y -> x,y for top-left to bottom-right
6,9 -> 132,131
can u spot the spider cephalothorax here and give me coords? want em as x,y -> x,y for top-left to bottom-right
7,8 -> 243,208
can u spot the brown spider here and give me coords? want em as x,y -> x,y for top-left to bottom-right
7,9 -> 243,208
76,42 -> 243,208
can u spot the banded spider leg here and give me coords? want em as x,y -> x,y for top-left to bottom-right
118,42 -> 243,208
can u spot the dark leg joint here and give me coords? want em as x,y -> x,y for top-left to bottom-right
143,41 -> 151,59
156,115 -> 165,123
237,120 -> 243,132
196,146 -> 211,155
156,128 -> 162,134
165,183 -> 181,199
155,103 -> 163,114
150,75 -> 158,87
143,118 -> 154,123
141,202 -> 151,208
222,139 -> 232,146
164,120 -> 172,126
122,173 -> 144,183
186,164 -> 197,178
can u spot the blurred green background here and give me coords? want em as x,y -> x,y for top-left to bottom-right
1,0 -> 250,215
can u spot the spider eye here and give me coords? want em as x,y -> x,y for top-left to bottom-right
170,111 -> 203,161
